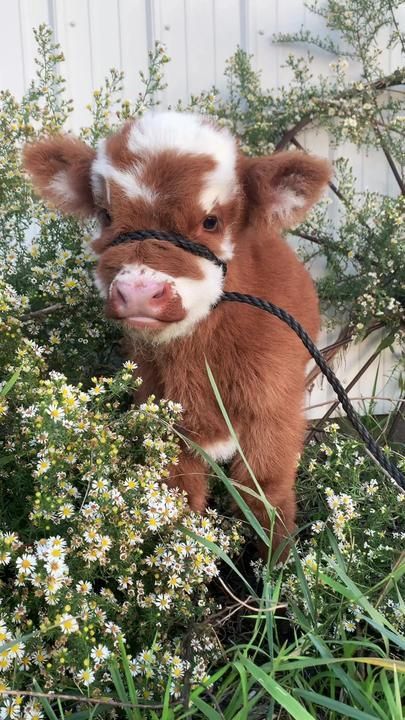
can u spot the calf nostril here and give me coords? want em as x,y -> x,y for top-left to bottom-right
116,286 -> 127,305
152,287 -> 165,300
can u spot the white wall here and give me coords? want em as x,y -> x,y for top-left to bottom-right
1,0 -> 403,419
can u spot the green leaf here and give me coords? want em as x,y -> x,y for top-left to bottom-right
232,660 -> 249,720
0,367 -> 21,397
32,680 -> 59,720
161,670 -> 174,720
186,439 -> 271,547
380,669 -> 401,720
325,531 -> 399,633
376,332 -> 396,353
180,526 -> 256,596
191,696 -> 223,719
295,688 -> 380,720
117,636 -> 143,720
109,658 -> 137,720
308,634 -> 376,714
357,616 -> 405,652
239,657 -> 316,720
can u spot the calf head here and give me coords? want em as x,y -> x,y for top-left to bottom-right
24,112 -> 331,343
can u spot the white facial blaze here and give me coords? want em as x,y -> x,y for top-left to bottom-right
220,229 -> 234,261
92,112 -> 238,337
97,256 -> 224,343
127,111 -> 238,212
91,139 -> 157,204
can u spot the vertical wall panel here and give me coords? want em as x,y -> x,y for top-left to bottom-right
88,0 -> 121,87
0,0 -> 26,96
153,0 -> 189,105
118,0 -> 149,102
52,0 -> 94,129
184,0 -> 216,96
213,0 -> 241,86
18,0 -> 50,88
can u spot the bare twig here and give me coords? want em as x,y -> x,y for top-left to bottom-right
0,688 -> 165,710
21,303 -> 64,321
305,395 -> 404,412
319,321 -> 384,356
387,0 -> 405,55
306,323 -> 352,389
373,122 -> 405,194
217,576 -> 285,613
275,115 -> 312,151
292,230 -> 337,250
305,320 -> 385,389
306,346 -> 382,442
275,68 -> 405,151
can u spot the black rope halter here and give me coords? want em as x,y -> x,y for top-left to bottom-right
109,229 -> 405,491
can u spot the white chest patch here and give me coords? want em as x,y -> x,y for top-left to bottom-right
202,437 -> 238,463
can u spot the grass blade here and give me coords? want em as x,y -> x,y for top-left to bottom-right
191,696 -> 223,719
308,634 -> 376,714
117,636 -> 142,720
295,689 -> 379,720
109,658 -> 137,720
32,681 -> 59,720
181,526 -> 256,596
186,439 -> 270,547
239,657 -> 316,720
0,367 -> 21,397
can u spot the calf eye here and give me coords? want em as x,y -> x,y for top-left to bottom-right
99,208 -> 112,226
202,215 -> 218,231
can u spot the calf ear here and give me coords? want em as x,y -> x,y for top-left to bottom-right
23,135 -> 97,217
240,151 -> 331,229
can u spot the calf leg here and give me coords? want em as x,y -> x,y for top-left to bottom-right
166,449 -> 208,512
229,413 -> 304,558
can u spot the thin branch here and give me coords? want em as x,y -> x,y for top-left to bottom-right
306,345 -> 382,442
21,303 -> 64,321
217,576 -> 285,613
275,115 -> 312,151
306,323 -> 352,388
320,321 -> 385,355
387,0 -> 405,55
376,119 -> 405,136
275,68 -> 405,151
305,320 -> 385,388
0,688 -> 165,710
373,122 -> 405,194
292,230 -> 337,250
305,395 -> 404,412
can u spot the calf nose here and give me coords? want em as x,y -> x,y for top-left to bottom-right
109,278 -> 169,318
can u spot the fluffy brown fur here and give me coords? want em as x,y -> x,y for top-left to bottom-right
24,115 -> 331,554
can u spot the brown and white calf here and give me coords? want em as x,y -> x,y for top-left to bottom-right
24,112 -> 331,551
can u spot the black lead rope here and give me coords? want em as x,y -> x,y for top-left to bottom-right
109,229 -> 228,276
111,230 -> 405,491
